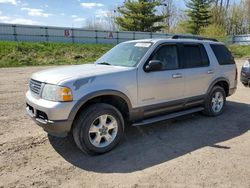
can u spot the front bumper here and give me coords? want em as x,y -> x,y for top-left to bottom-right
26,91 -> 76,137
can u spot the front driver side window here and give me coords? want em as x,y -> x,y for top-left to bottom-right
151,45 -> 179,70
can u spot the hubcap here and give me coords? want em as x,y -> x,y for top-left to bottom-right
88,114 -> 118,148
211,91 -> 224,113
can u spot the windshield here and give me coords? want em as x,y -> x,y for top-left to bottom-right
95,42 -> 152,67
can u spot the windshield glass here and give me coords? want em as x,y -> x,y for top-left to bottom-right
96,42 -> 152,67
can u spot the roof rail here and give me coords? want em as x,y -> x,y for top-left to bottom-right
172,35 -> 218,42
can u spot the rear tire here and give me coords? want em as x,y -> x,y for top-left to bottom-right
72,103 -> 124,155
203,86 -> 226,116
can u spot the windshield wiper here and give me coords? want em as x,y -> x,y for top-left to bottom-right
98,62 -> 111,65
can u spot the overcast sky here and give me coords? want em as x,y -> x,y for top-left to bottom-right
0,0 -> 238,28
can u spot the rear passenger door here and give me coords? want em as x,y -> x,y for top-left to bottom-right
181,43 -> 213,98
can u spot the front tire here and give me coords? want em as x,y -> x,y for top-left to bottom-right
72,103 -> 124,155
203,86 -> 226,116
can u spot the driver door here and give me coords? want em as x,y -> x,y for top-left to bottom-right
137,43 -> 185,108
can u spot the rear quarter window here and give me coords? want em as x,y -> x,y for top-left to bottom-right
210,44 -> 235,65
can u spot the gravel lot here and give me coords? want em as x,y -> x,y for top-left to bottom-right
0,60 -> 250,188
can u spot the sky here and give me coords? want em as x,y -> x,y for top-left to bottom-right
0,0 -> 238,28
0,0 -> 187,28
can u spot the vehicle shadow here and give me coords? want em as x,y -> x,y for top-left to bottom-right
49,101 -> 250,173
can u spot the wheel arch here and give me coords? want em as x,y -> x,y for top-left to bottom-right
68,90 -> 132,125
207,77 -> 230,96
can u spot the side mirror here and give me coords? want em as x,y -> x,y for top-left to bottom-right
145,60 -> 162,72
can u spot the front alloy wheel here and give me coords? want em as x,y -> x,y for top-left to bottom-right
73,103 -> 124,155
88,114 -> 118,148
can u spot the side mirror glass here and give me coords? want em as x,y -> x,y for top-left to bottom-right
145,60 -> 162,72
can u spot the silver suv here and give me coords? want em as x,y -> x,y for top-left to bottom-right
26,35 -> 237,154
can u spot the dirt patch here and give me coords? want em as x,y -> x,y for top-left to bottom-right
0,61 -> 250,187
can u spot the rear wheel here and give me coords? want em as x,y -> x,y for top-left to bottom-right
203,86 -> 226,116
72,103 -> 124,155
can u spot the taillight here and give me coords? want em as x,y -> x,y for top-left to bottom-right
235,68 -> 238,80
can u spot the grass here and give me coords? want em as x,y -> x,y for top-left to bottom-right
0,41 -> 114,68
228,45 -> 250,59
0,41 -> 249,68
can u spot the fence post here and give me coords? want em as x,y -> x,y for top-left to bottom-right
45,27 -> 48,42
71,28 -> 75,43
116,31 -> 119,44
12,25 -> 17,41
133,32 -> 135,40
95,30 -> 98,44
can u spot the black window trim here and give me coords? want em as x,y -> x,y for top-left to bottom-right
143,42 -> 181,72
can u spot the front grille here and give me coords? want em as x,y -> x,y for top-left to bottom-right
29,79 -> 42,95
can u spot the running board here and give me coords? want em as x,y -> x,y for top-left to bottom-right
132,107 -> 204,126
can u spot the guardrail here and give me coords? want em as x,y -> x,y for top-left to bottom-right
232,34 -> 250,45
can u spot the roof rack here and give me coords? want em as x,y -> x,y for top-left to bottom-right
172,35 -> 218,42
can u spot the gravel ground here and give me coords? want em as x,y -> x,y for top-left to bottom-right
0,61 -> 250,188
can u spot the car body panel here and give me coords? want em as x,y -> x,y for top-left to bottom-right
31,64 -> 135,85
137,67 -> 185,107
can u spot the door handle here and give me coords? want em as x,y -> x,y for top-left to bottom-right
172,73 -> 182,79
207,70 -> 214,74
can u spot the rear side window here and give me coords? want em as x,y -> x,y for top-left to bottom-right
210,44 -> 235,65
182,44 -> 209,68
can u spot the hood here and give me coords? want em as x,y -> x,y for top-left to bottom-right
31,64 -> 134,85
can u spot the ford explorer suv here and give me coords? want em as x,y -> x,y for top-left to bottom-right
26,35 -> 237,155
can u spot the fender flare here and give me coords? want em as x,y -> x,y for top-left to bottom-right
206,77 -> 230,95
67,89 -> 132,121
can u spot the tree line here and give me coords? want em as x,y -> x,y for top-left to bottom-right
84,0 -> 250,39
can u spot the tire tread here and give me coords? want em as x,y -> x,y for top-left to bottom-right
72,103 -> 124,155
203,85 -> 226,116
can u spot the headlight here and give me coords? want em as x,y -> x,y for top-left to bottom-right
243,60 -> 250,68
42,84 -> 73,102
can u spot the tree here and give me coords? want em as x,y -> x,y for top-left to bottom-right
209,0 -> 250,35
210,5 -> 227,27
160,0 -> 177,32
205,1 -> 228,35
115,0 -> 167,32
186,0 -> 212,34
227,2 -> 248,35
247,0 -> 250,32
171,11 -> 190,34
200,23 -> 227,41
84,18 -> 107,30
84,9 -> 118,31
